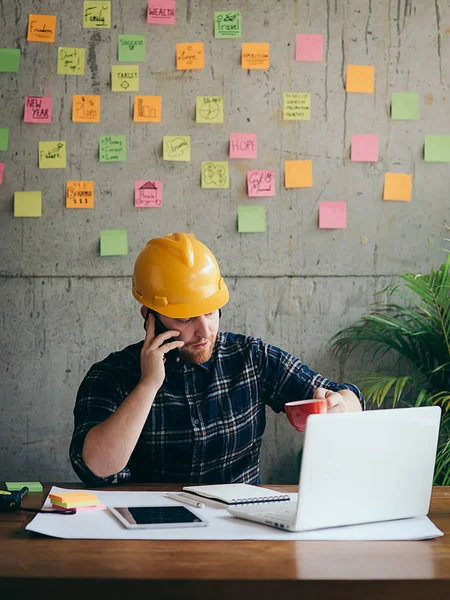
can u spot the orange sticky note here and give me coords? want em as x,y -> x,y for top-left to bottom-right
242,43 -> 270,69
176,43 -> 204,70
66,181 -> 94,208
134,96 -> 162,122
346,65 -> 374,93
383,173 -> 412,202
27,14 -> 56,43
72,95 -> 100,123
285,160 -> 313,188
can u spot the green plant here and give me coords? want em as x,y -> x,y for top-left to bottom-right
331,255 -> 450,485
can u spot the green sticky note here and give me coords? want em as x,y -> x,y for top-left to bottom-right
5,481 -> 43,492
39,141 -> 67,168
83,0 -> 111,28
99,135 -> 127,162
391,93 -> 419,120
238,205 -> 266,233
100,229 -> 128,256
118,35 -> 146,62
196,96 -> 224,123
201,162 -> 229,188
57,47 -> 85,75
283,93 -> 310,120
163,136 -> 190,161
0,48 -> 20,72
214,11 -> 242,39
111,65 -> 139,92
14,192 -> 42,217
0,128 -> 9,151
424,135 -> 450,162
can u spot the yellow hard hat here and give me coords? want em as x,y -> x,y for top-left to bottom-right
132,233 -> 229,318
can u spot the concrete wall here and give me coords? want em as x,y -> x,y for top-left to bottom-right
0,0 -> 448,483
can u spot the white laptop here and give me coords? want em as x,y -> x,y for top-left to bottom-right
228,406 -> 441,532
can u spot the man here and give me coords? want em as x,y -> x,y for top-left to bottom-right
70,232 -> 363,486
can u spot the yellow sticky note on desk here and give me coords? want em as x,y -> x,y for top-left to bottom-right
242,43 -> 270,69
14,191 -> 42,217
49,491 -> 98,503
383,173 -> 412,201
39,141 -> 66,168
285,160 -> 313,188
346,65 -> 374,93
111,65 -> 139,92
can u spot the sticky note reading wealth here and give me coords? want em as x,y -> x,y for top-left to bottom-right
295,34 -> 323,62
283,93 -> 310,120
351,134 -> 379,162
57,47 -> 85,75
14,192 -> 42,217
242,43 -> 270,69
0,128 -> 9,151
111,65 -> 139,92
214,11 -> 242,39
72,95 -> 100,123
6,481 -> 43,492
229,133 -> 257,159
83,1 -> 111,28
147,0 -> 175,25
391,93 -> 419,120
0,48 -> 20,72
100,230 -> 128,256
319,202 -> 347,229
99,135 -> 126,162
247,170 -> 275,197
163,136 -> 190,161
238,205 -> 266,233
424,135 -> 450,162
66,181 -> 94,208
383,173 -> 412,201
118,35 -> 146,62
27,14 -> 56,42
0,162 -> 4,184
24,96 -> 52,124
134,180 -> 162,207
134,96 -> 162,122
38,141 -> 66,168
201,162 -> 229,188
346,65 -> 374,93
176,43 -> 204,70
285,160 -> 313,188
196,97 -> 224,124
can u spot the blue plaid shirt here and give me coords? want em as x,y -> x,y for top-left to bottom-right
70,332 -> 364,486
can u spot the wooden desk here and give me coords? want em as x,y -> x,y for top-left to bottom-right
1,484 -> 449,600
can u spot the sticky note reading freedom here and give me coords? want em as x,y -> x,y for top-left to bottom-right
27,14 -> 56,42
176,43 -> 204,70
39,141 -> 66,168
66,181 -> 94,208
111,65 -> 139,92
118,35 -> 146,62
100,230 -> 128,256
134,96 -> 162,122
238,205 -> 266,233
24,96 -> 52,123
163,136 -> 190,161
147,0 -> 175,24
196,97 -> 224,123
283,93 -> 310,120
242,43 -> 269,69
0,48 -> 20,72
214,11 -> 242,39
99,135 -> 126,162
134,180 -> 162,207
83,1 -> 111,28
201,162 -> 229,188
57,47 -> 85,75
14,192 -> 42,217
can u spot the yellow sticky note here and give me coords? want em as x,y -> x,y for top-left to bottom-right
72,95 -> 100,123
57,48 -> 85,75
196,97 -> 224,124
283,93 -> 310,120
39,141 -> 66,169
285,160 -> 313,188
346,65 -> 374,93
383,173 -> 412,202
111,65 -> 139,92
163,136 -> 190,161
242,43 -> 270,69
176,43 -> 204,70
14,191 -> 42,217
66,181 -> 94,208
134,96 -> 161,122
201,162 -> 229,188
83,1 -> 111,28
27,14 -> 56,42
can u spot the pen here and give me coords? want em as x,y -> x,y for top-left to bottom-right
165,492 -> 205,509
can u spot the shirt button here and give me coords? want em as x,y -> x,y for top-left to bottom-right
193,419 -> 200,425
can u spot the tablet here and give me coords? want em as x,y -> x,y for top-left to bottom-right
108,505 -> 209,529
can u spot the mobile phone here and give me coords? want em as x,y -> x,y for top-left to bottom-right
144,309 -> 180,352
108,505 -> 209,529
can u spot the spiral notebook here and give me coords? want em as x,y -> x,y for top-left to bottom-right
181,484 -> 291,506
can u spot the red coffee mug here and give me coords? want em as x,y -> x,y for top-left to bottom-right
284,398 -> 327,433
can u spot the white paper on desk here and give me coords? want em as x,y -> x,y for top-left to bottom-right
25,487 -> 444,541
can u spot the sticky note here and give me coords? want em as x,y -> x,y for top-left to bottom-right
383,173 -> 412,201
52,498 -> 100,508
196,96 -> 224,123
135,180 -> 162,207
0,162 -> 4,183
83,1 -> 111,28
100,229 -> 128,256
39,141 -> 66,168
283,93 -> 310,120
424,135 -> 450,162
391,93 -> 419,120
247,170 -> 275,197
27,14 -> 56,42
0,48 -> 20,72
72,95 -> 100,123
147,0 -> 175,24
118,35 -> 145,62
6,481 -> 43,492
346,65 -> 374,93
99,135 -> 126,162
242,43 -> 270,69
66,180 -> 94,208
163,136 -> 190,161
295,34 -> 323,62
176,43 -> 204,70
14,192 -> 42,217
134,96 -> 162,122
319,202 -> 347,229
214,11 -> 242,39
351,134 -> 379,162
238,205 -> 266,233
230,133 -> 257,159
201,162 -> 229,188
57,47 -> 85,75
111,65 -> 139,92
0,128 -> 9,151
285,160 -> 313,188
49,491 -> 97,503
24,96 -> 52,124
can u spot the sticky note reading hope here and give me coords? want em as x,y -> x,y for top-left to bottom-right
72,95 -> 100,123
196,97 -> 224,123
134,96 -> 162,122
111,65 -> 139,91
118,35 -> 145,62
346,65 -> 374,93
201,162 -> 229,188
100,230 -> 128,256
83,1 -> 111,28
99,135 -> 126,162
24,96 -> 52,124
176,43 -> 204,70
319,202 -> 347,229
351,134 -> 379,162
134,180 -> 162,207
283,93 -> 310,120
39,141 -> 66,168
0,48 -> 20,72
238,205 -> 266,233
14,191 -> 42,217
27,14 -> 57,42
242,43 -> 270,69
57,47 -> 85,75
295,34 -> 323,62
66,181 -> 94,208
383,173 -> 412,201
284,160 -> 313,188
229,133 -> 257,159
163,136 -> 190,161
247,170 -> 275,197
214,11 -> 242,39
147,0 -> 175,24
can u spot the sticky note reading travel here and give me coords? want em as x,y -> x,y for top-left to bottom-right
0,162 -> 4,184
14,192 -> 42,217
147,0 -> 175,25
214,11 -> 242,39
424,135 -> 450,162
283,93 -> 310,120
72,95 -> 100,123
196,96 -> 224,123
0,128 -> 9,151
247,170 -> 275,197
99,135 -> 126,162
242,43 -> 269,69
285,160 -> 313,188
201,162 -> 229,188
295,34 -> 323,62
134,180 -> 162,207
346,65 -> 374,93
351,134 -> 379,162
383,173 -> 412,201
163,136 -> 190,161
111,65 -> 139,92
24,96 -> 52,124
27,14 -> 56,42
57,47 -> 85,75
100,229 -> 128,256
229,133 -> 257,159
66,181 -> 94,208
238,205 -> 266,233
83,1 -> 111,28
176,43 -> 204,70
39,141 -> 66,168
391,92 -> 419,120
134,96 -> 161,122
5,481 -> 43,492
118,35 -> 146,62
0,48 -> 20,72
319,201 -> 347,229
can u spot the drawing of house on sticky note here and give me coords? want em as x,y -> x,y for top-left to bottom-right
134,180 -> 162,207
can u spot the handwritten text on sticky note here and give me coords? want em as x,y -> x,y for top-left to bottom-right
134,96 -> 162,122
196,97 -> 224,123
135,180 -> 162,207
163,136 -> 190,161
66,181 -> 94,208
38,141 -> 66,168
201,162 -> 229,188
57,48 -> 85,75
118,35 -> 145,62
24,96 -> 52,124
147,0 -> 175,24
99,135 -> 126,162
229,133 -> 257,159
27,14 -> 56,42
295,34 -> 323,62
176,43 -> 204,70
283,93 -> 310,120
83,1 -> 111,28
72,95 -> 100,123
351,134 -> 379,162
214,11 -> 241,39
111,65 -> 139,91
319,202 -> 347,229
247,170 -> 275,197
242,43 -> 269,69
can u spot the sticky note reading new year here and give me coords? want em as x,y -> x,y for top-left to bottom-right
27,14 -> 56,42
147,0 -> 175,24
163,136 -> 190,161
111,65 -> 139,92
351,134 -> 379,162
118,35 -> 146,62
66,181 -> 94,208
14,191 -> 42,217
0,163 -> 4,184
319,202 -> 347,229
229,133 -> 257,159
57,47 -> 85,75
383,173 -> 412,201
424,135 -> 450,162
72,95 -> 100,122
176,43 -> 204,70
247,170 -> 275,197
0,48 -> 20,72
201,162 -> 229,188
214,11 -> 242,39
242,43 -> 270,69
24,97 -> 52,123
238,205 -> 266,233
134,180 -> 162,207
196,97 -> 224,123
0,128 -> 9,151
83,1 -> 111,28
134,96 -> 162,122
295,34 -> 323,62
391,93 -> 419,120
284,160 -> 313,188
39,141 -> 66,168
100,230 -> 128,256
99,135 -> 126,162
346,65 -> 374,93
283,93 -> 310,120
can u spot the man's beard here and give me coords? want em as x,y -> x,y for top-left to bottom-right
179,333 -> 217,364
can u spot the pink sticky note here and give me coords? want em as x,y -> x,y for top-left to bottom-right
319,202 -> 347,229
147,0 -> 175,24
230,133 -> 257,159
295,34 -> 323,62
134,180 -> 162,207
351,134 -> 379,162
0,163 -> 4,184
24,96 -> 52,124
247,170 -> 275,197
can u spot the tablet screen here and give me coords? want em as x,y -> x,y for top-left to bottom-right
112,506 -> 203,525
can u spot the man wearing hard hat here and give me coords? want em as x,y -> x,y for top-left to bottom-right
70,233 -> 363,485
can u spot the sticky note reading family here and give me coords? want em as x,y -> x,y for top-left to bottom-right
229,133 -> 257,159
99,135 -> 126,162
100,230 -> 128,256
196,97 -> 224,124
72,95 -> 100,123
238,205 -> 266,233
27,14 -> 56,43
242,43 -> 269,69
0,48 -> 20,72
24,96 -> 52,124
134,96 -> 162,122
283,93 -> 310,120
147,0 -> 175,24
118,35 -> 146,62
14,191 -> 42,217
163,136 -> 190,161
111,65 -> 139,92
247,170 -> 275,197
135,180 -> 162,207
285,160 -> 313,188
66,181 -> 94,208
176,43 -> 204,70
295,34 -> 323,62
214,11 -> 242,39
39,141 -> 66,168
319,202 -> 347,229
83,1 -> 111,28
201,162 -> 229,188
57,48 -> 85,75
